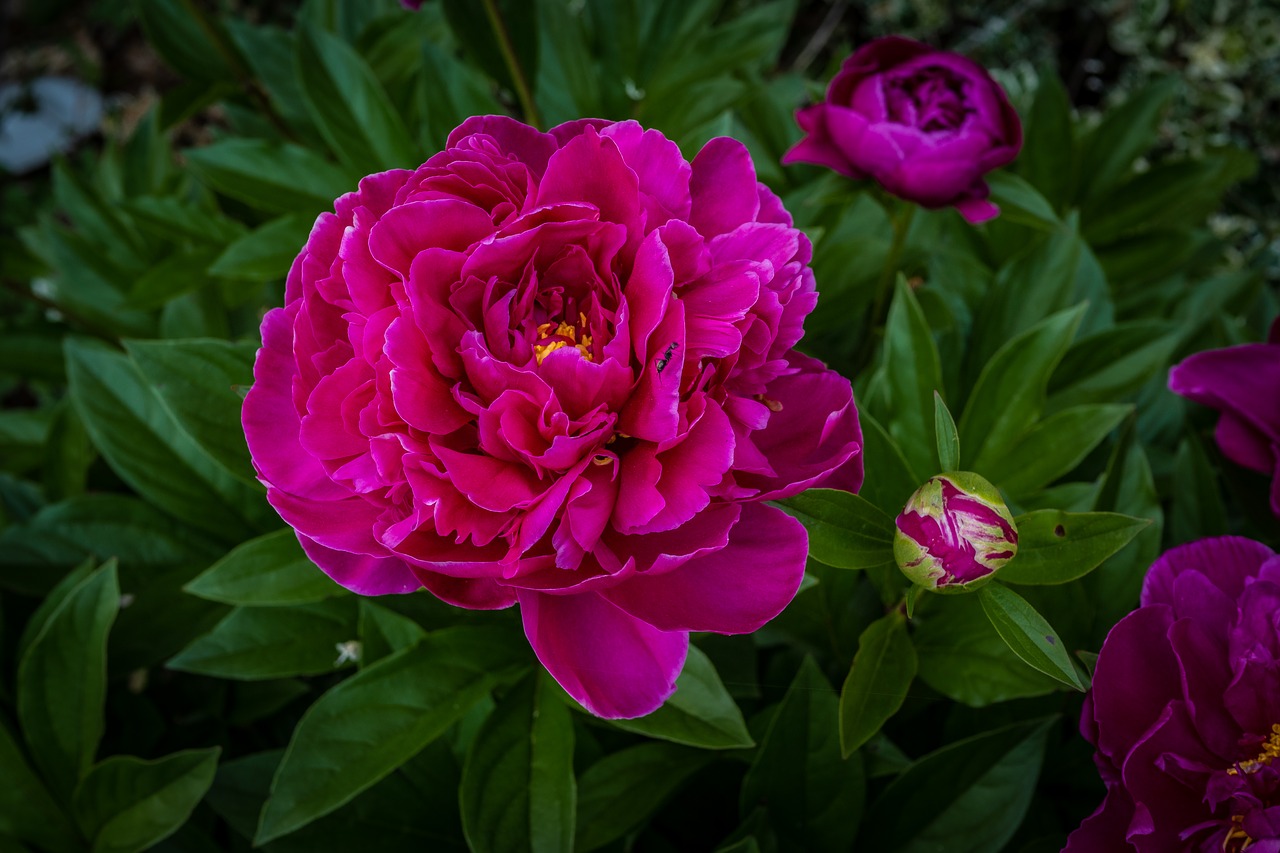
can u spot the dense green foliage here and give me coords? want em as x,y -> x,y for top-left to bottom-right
1,1 -> 1275,850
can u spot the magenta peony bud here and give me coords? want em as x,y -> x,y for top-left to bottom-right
894,472 -> 1017,592
782,37 -> 1022,223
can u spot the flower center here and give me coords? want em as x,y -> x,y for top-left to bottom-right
1228,724 -> 1280,777
885,67 -> 973,133
1223,814 -> 1252,852
534,314 -> 593,365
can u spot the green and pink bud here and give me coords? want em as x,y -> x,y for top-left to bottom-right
894,472 -> 1018,593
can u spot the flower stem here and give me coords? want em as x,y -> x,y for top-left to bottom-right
480,0 -> 543,129
854,201 -> 917,372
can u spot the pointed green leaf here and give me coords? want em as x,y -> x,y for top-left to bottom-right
978,583 -> 1084,690
740,657 -> 865,851
208,214 -> 313,281
999,510 -> 1150,585
72,748 -> 220,853
460,672 -> 575,853
960,305 -> 1085,471
184,139 -> 354,215
65,338 -> 271,541
986,170 -> 1060,231
914,594 -> 1060,706
575,743 -> 714,853
984,403 -> 1131,498
357,600 -> 427,667
860,718 -> 1053,853
882,278 -> 945,480
1078,76 -> 1179,201
933,391 -> 960,473
168,599 -> 358,680
857,413 -> 921,515
839,612 -> 917,757
185,529 -> 344,607
256,626 -> 528,844
18,562 -> 119,800
776,489 -> 895,570
295,22 -> 418,175
611,645 -> 753,749
0,719 -> 80,852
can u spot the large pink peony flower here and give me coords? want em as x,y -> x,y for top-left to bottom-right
242,116 -> 863,718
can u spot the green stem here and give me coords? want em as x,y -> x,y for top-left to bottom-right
854,202 -> 917,373
480,0 -> 542,129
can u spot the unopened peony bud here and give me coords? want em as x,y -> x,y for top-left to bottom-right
894,472 -> 1017,593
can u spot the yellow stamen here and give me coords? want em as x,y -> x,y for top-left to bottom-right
1227,724 -> 1280,776
534,318 -> 593,365
1223,814 -> 1252,852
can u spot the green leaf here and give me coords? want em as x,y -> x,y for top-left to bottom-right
740,657 -> 865,852
137,0 -> 236,83
776,489 -> 895,571
168,599 -> 358,680
124,245 -> 222,311
358,600 -> 427,667
223,20 -> 323,143
986,171 -> 1060,231
1018,68 -> 1076,211
999,510 -> 1150,585
72,748 -> 220,853
124,338 -> 258,478
1083,148 -> 1256,244
575,743 -> 714,853
459,672 -> 574,853
960,305 -> 1085,472
859,718 -> 1053,853
18,562 -> 119,800
208,214 -> 313,281
1078,76 -> 1179,202
839,612 -> 917,758
1171,433 -> 1229,545
611,645 -> 753,749
42,401 -> 95,501
185,529 -> 344,607
65,338 -> 271,541
185,139 -> 354,215
857,413 -> 921,516
933,391 -> 960,473
978,583 -> 1084,690
1048,321 -> 1179,411
983,404 -> 1131,498
967,227 -> 1081,379
256,626 -> 528,844
913,594 -> 1060,706
0,719 -> 80,853
17,557 -> 96,663
880,278 -> 944,480
295,22 -> 418,175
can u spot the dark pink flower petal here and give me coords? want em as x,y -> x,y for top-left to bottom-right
1141,536 -> 1278,607
518,589 -> 687,718
602,502 -> 806,633
1090,604 -> 1180,763
297,533 -> 422,596
689,137 -> 760,238
734,351 -> 863,499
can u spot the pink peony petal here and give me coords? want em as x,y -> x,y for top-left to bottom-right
603,502 -> 806,633
518,589 -> 687,718
296,532 -> 422,595
689,136 -> 760,238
